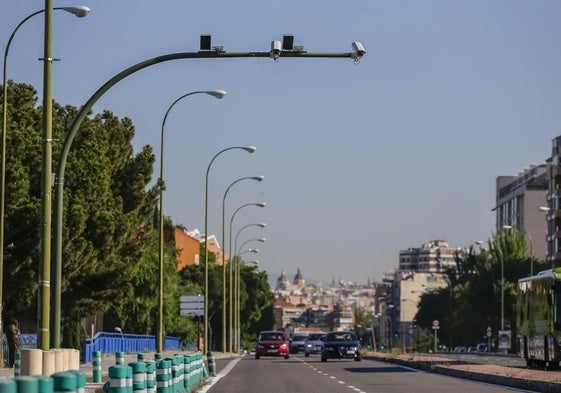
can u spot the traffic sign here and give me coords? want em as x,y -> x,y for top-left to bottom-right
486,326 -> 492,337
180,295 -> 204,317
432,320 -> 440,330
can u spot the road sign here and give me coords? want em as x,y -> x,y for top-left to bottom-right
180,295 -> 204,317
486,326 -> 492,337
432,320 -> 440,330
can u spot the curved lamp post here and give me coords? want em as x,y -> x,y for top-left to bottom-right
157,90 -> 225,353
229,221 -> 265,352
221,176 -> 263,353
0,5 -> 90,351
51,40 -> 360,357
236,248 -> 259,351
203,146 -> 256,353
237,238 -> 266,256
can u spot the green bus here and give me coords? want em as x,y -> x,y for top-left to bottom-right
517,268 -> 561,369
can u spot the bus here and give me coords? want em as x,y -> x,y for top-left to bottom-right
516,268 -> 561,369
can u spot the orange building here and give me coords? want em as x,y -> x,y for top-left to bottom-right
169,227 -> 229,271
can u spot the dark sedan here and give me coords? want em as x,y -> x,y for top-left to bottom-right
321,331 -> 361,362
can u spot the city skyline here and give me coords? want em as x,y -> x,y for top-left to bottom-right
2,1 -> 560,283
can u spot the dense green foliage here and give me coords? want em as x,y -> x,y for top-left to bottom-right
0,81 -> 274,349
414,227 -> 547,351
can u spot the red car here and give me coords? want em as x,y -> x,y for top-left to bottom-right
255,331 -> 290,359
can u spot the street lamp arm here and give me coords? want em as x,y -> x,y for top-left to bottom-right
52,45 -> 360,355
161,90 -> 225,131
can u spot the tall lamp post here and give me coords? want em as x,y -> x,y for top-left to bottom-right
204,146 -> 256,353
229,221 -> 265,351
0,3 -> 90,362
221,176 -> 264,353
52,39 -> 364,357
236,248 -> 259,351
157,90 -> 225,353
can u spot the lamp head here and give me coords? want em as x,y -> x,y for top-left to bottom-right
206,90 -> 226,99
257,203 -> 266,208
258,223 -> 267,228
257,238 -> 266,242
243,146 -> 257,153
62,6 -> 91,17
253,176 -> 265,182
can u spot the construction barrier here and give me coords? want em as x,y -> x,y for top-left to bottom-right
205,352 -> 215,377
155,359 -> 170,393
93,351 -> 102,383
52,372 -> 77,393
14,352 -> 21,377
144,361 -> 155,393
1,351 -> 208,393
129,362 -> 146,393
115,352 -> 125,366
108,365 -> 129,393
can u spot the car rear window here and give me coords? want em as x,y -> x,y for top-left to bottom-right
260,333 -> 285,341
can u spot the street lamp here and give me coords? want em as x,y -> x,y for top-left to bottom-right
204,146 -> 257,353
157,90 -> 226,353
236,248 -> 259,351
1,5 -> 92,351
229,221 -> 265,352
499,225 -> 513,331
237,238 -> 266,256
51,38 -> 363,357
221,176 -> 264,353
248,260 -> 259,270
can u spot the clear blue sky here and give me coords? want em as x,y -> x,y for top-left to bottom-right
3,1 -> 560,284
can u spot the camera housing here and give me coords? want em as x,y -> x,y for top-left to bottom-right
270,40 -> 282,59
351,41 -> 366,59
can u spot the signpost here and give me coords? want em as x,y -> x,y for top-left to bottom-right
180,295 -> 204,350
432,320 -> 440,353
180,295 -> 204,317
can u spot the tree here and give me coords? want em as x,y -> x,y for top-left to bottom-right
239,261 -> 274,350
416,227 -> 548,352
1,82 -> 162,347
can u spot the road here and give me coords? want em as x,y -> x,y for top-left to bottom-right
201,353 -> 536,393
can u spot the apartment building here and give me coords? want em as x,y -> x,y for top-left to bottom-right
544,135 -> 561,264
493,164 -> 547,261
399,240 -> 461,273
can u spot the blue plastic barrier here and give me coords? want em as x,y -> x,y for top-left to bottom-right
82,333 -> 181,363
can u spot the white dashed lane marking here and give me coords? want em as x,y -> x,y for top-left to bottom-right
298,357 -> 366,393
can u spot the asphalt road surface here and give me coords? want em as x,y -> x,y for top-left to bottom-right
200,353 -> 537,393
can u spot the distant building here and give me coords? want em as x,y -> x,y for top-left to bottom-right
168,228 -> 228,271
545,136 -> 561,264
293,267 -> 305,287
493,164 -> 547,260
169,228 -> 200,271
399,240 -> 462,273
